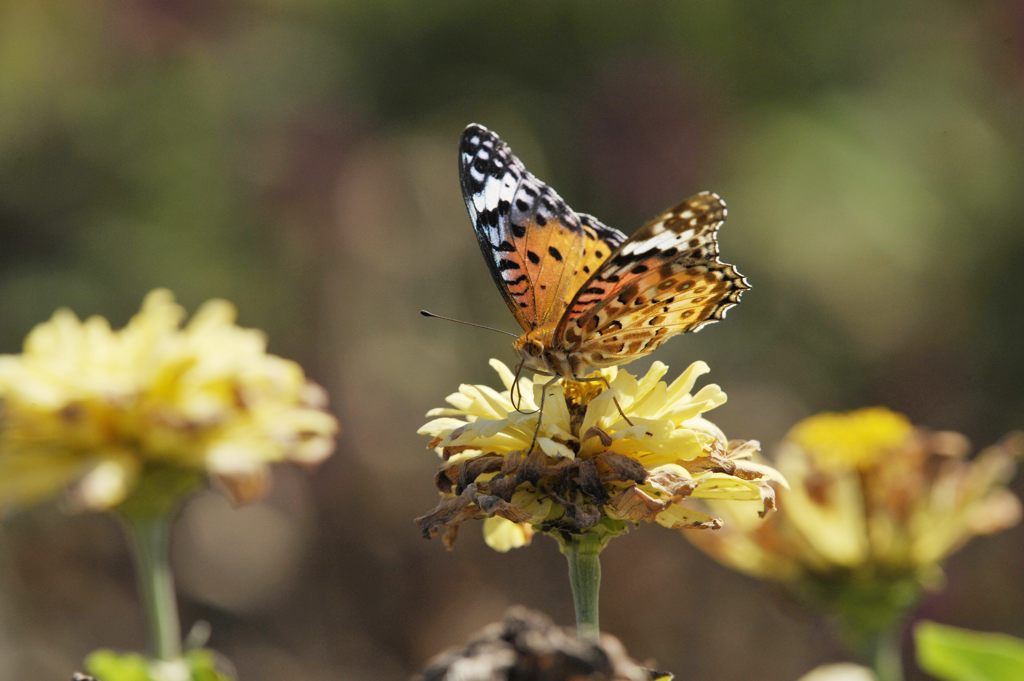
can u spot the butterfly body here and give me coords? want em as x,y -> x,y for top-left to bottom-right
459,124 -> 748,379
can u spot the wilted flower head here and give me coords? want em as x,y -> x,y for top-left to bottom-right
0,289 -> 339,515
416,607 -> 670,681
688,407 -> 1021,637
416,359 -> 783,550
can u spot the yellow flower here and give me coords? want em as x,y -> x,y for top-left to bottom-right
787,407 -> 912,471
415,359 -> 784,550
0,290 -> 339,514
688,407 -> 1021,634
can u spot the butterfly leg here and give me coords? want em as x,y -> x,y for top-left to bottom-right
526,374 -> 560,454
572,374 -> 635,427
510,359 -> 540,415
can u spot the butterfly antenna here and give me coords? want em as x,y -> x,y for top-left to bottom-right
419,310 -> 518,338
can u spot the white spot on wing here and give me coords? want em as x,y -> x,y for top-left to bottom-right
484,177 -> 500,210
500,173 -> 516,202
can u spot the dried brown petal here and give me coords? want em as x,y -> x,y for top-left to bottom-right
576,459 -> 607,503
415,607 -> 663,681
608,486 -> 671,523
582,426 -> 613,448
594,452 -> 647,484
646,468 -> 697,499
212,468 -> 270,505
457,455 -> 504,493
759,483 -> 777,517
415,491 -> 476,544
415,483 -> 532,551
563,501 -> 603,532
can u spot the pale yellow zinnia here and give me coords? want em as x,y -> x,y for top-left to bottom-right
688,407 -> 1021,636
416,359 -> 784,550
0,289 -> 339,514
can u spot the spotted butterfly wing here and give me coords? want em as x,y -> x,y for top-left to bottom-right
554,192 -> 749,368
459,124 -> 626,332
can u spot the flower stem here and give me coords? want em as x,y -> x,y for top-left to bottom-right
869,629 -> 903,681
562,534 -> 602,641
125,515 -> 182,660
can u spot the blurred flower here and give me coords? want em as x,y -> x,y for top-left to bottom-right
688,407 -> 1021,645
415,607 -> 670,681
0,289 -> 338,515
416,359 -> 782,550
797,663 -> 876,681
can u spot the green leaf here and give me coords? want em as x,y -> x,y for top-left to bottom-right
83,649 -> 234,681
916,621 -> 1024,681
184,649 -> 234,681
84,650 -> 152,681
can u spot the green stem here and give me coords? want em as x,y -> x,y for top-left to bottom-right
125,515 -> 181,660
561,534 -> 602,641
869,629 -> 903,681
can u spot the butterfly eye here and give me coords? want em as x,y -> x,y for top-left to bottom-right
527,340 -> 544,357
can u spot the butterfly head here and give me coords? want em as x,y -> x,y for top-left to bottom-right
513,328 -> 576,377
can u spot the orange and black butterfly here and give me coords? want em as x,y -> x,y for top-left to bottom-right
459,124 -> 749,381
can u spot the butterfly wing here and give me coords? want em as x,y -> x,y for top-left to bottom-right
459,124 -> 626,331
554,192 -> 748,367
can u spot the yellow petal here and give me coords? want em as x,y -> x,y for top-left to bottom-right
483,517 -> 534,552
72,457 -> 138,509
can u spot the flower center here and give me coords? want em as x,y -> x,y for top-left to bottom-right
561,378 -> 605,410
789,407 -> 913,470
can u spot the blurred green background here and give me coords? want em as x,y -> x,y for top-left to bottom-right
1,1 -> 1022,679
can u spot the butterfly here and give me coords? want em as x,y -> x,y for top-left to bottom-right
459,123 -> 748,381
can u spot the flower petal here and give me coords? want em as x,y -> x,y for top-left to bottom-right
483,517 -> 534,552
